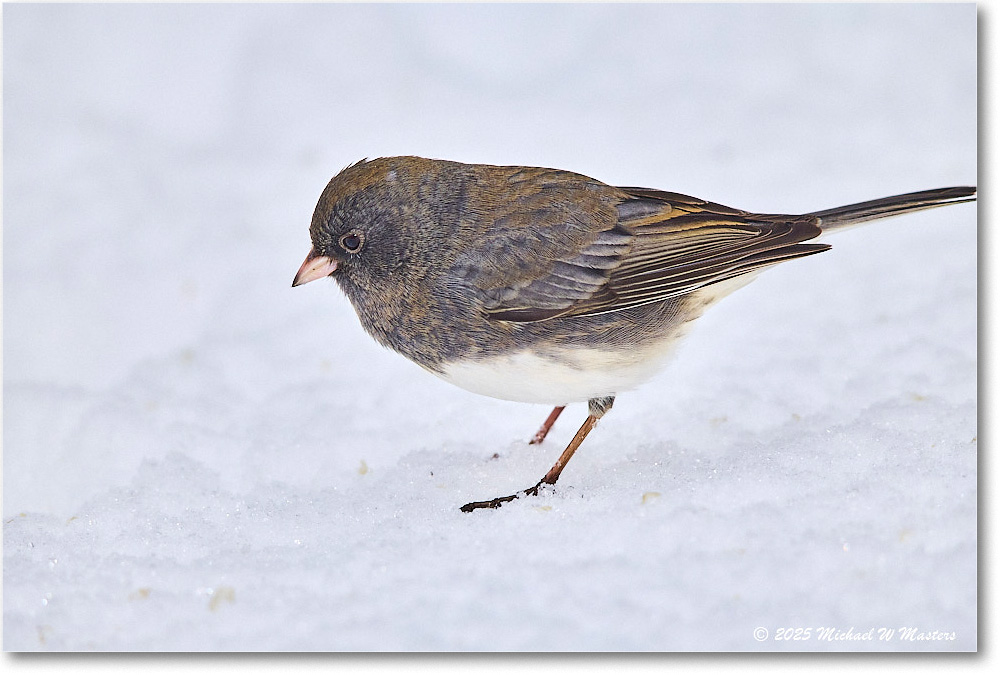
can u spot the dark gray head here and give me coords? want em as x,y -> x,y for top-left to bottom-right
292,156 -> 474,360
294,158 -> 417,291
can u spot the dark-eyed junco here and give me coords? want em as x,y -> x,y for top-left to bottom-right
292,156 -> 976,512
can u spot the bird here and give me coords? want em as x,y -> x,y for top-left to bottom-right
292,156 -> 975,512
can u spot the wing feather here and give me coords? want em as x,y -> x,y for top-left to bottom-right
459,178 -> 827,323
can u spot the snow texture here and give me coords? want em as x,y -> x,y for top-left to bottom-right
3,3 -> 976,651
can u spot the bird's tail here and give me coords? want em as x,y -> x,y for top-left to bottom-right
809,186 -> 976,231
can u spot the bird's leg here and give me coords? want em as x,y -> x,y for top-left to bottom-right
529,406 -> 565,445
461,396 -> 615,512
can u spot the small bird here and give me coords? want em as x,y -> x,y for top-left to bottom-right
292,156 -> 975,512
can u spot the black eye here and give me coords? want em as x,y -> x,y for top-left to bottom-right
339,232 -> 363,253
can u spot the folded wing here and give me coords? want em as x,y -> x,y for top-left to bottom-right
466,183 -> 828,322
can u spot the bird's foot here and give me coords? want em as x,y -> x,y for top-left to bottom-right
462,402 -> 609,512
460,480 -> 551,512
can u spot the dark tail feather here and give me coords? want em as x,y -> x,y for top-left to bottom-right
809,186 -> 976,231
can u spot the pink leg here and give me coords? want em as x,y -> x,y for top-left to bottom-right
462,412 -> 603,512
529,406 -> 565,445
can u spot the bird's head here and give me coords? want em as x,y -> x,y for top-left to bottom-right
293,158 -> 424,294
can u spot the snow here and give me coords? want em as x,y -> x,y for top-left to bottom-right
3,3 -> 976,652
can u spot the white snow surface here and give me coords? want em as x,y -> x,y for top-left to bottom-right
3,4 -> 976,651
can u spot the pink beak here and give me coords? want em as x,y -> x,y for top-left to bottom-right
292,249 -> 339,287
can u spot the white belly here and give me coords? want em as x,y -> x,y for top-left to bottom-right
437,335 -> 686,405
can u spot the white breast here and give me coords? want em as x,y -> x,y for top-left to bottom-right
437,332 -> 687,405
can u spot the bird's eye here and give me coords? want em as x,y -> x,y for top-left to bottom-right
339,232 -> 364,253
